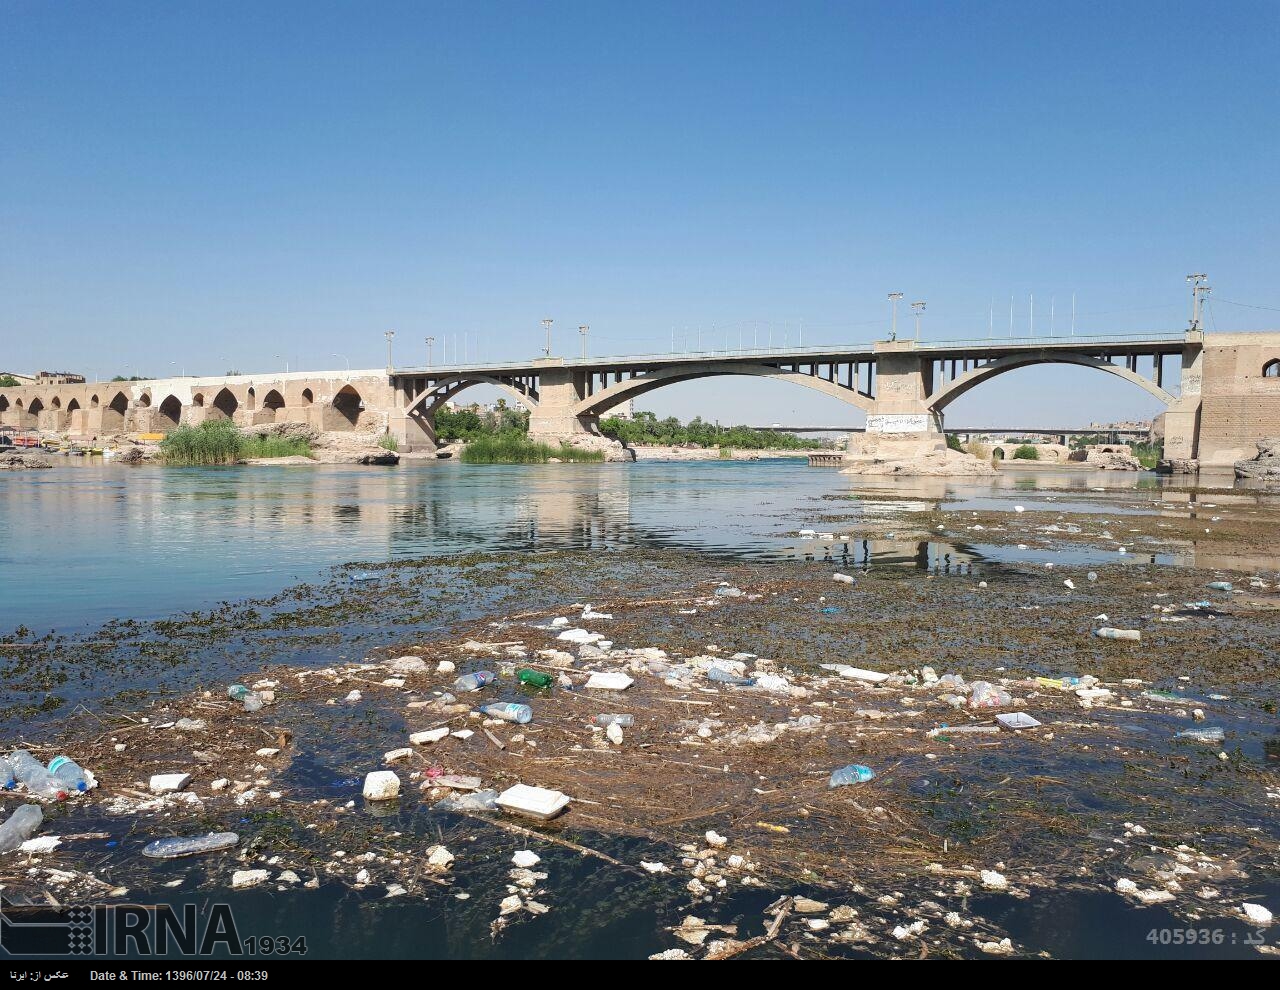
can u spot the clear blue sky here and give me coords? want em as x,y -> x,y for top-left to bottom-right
3,1 -> 1277,426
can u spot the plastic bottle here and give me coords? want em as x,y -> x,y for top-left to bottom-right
517,669 -> 554,689
591,714 -> 634,728
1177,727 -> 1226,744
478,702 -> 532,724
1206,581 -> 1233,592
0,804 -> 44,852
227,684 -> 264,711
829,765 -> 875,788
1095,627 -> 1141,641
47,756 -> 89,793
433,789 -> 500,813
706,668 -> 756,687
9,750 -> 67,800
0,756 -> 16,789
452,671 -> 496,693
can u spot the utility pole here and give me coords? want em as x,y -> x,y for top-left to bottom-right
541,318 -> 553,357
384,329 -> 395,371
578,324 -> 589,359
425,336 -> 435,369
911,300 -> 926,340
1071,293 -> 1076,335
1186,273 -> 1210,330
888,292 -> 903,341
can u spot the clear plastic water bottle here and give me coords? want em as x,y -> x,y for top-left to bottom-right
47,756 -> 89,793
707,668 -> 756,687
9,750 -> 67,800
0,804 -> 44,852
227,684 -> 264,711
452,671 -> 496,693
0,756 -> 16,789
828,764 -> 875,788
591,714 -> 634,728
478,702 -> 532,724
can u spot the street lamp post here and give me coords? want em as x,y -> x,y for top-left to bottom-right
426,336 -> 435,369
1186,273 -> 1210,330
384,330 -> 396,371
274,354 -> 289,373
333,353 -> 350,379
578,324 -> 589,359
911,300 -> 926,340
541,318 -> 553,358
888,292 -> 903,341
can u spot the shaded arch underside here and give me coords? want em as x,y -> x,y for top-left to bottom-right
407,375 -> 539,417
928,353 -> 1176,413
574,364 -> 875,417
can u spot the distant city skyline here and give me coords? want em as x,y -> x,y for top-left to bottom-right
3,1 -> 1277,427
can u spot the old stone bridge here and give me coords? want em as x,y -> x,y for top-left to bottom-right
3,329 -> 1278,468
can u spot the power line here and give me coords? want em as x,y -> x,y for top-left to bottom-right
1213,297 -> 1280,313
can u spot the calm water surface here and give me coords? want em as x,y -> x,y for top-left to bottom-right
0,459 -> 1268,632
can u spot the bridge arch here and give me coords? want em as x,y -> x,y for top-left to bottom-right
0,395 -> 8,413
100,392 -> 129,431
50,396 -> 62,409
1264,358 -> 1280,378
406,374 -> 540,418
572,363 -> 874,419
324,384 -> 366,430
28,397 -> 44,415
67,398 -> 80,412
927,352 -> 1176,414
137,391 -> 152,408
157,395 -> 182,428
210,388 -> 238,420
262,389 -> 285,415
90,394 -> 100,408
301,388 -> 314,406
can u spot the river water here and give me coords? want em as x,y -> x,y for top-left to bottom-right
0,459 -> 1257,633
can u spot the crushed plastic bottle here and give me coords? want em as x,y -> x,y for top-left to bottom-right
715,586 -> 745,597
0,756 -> 15,790
47,756 -> 89,793
8,750 -> 67,800
142,832 -> 240,859
452,671 -> 496,693
1176,727 -> 1226,744
1206,581 -> 1233,592
433,789 -> 500,813
517,669 -> 554,689
478,702 -> 532,724
591,714 -> 634,728
829,764 -> 875,788
706,668 -> 756,687
0,804 -> 44,852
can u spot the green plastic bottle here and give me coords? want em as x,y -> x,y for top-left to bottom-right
517,669 -> 553,689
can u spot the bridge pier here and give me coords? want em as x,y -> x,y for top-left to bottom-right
527,361 -> 600,442
846,343 -> 945,462
1160,341 -> 1203,465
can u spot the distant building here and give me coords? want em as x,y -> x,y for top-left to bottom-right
34,371 -> 86,385
610,399 -> 636,420
0,371 -> 37,385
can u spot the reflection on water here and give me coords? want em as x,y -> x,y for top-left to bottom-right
2,460 -> 1278,631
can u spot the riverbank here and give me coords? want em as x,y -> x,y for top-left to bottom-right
631,445 -> 832,461
2,479 -> 1277,958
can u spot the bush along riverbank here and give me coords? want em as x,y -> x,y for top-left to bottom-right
157,421 -> 402,466
159,421 -> 313,465
460,434 -> 605,463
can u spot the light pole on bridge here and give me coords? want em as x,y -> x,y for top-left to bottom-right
911,300 -> 926,340
1186,273 -> 1211,331
384,330 -> 396,371
425,336 -> 435,369
579,324 -> 589,359
887,292 -> 903,341
333,353 -> 350,380
541,318 -> 553,358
